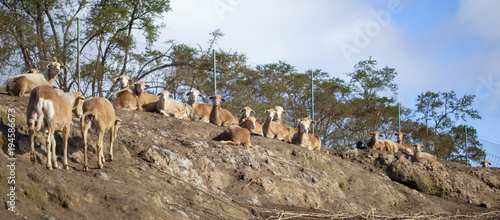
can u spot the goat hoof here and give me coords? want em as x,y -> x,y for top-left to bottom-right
64,165 -> 69,170
84,166 -> 89,171
110,156 -> 114,161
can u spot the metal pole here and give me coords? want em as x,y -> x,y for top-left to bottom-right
311,71 -> 314,135
77,18 -> 81,93
397,103 -> 401,132
213,49 -> 216,94
465,126 -> 468,166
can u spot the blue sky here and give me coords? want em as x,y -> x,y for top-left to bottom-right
159,0 -> 500,159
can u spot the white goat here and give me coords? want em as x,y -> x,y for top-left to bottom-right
114,75 -> 134,90
7,62 -> 63,97
155,90 -> 192,119
81,97 -> 121,171
27,85 -> 85,170
186,89 -> 212,123
239,106 -> 255,125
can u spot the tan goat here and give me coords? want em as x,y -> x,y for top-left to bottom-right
27,85 -> 85,170
309,134 -> 322,151
263,109 -> 291,141
186,89 -> 212,123
291,118 -> 316,150
7,62 -> 63,97
413,144 -> 438,166
394,132 -> 416,155
480,159 -> 491,168
219,125 -> 252,147
81,97 -> 121,171
273,106 -> 287,124
366,132 -> 386,151
133,81 -> 159,112
241,116 -> 263,136
109,89 -> 142,111
208,94 -> 238,126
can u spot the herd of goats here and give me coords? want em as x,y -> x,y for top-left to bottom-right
4,62 -> 493,171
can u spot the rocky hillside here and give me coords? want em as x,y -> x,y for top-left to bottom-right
0,92 -> 499,219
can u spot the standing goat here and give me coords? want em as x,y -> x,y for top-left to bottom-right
7,62 -> 63,97
27,85 -> 85,170
81,97 -> 121,171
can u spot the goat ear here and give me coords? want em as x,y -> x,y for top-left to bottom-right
283,110 -> 288,114
128,78 -> 134,84
145,84 -> 151,88
208,96 -> 214,99
156,93 -> 161,97
311,120 -> 316,124
78,95 -> 85,100
239,109 -> 245,113
221,98 -> 226,102
169,94 -> 173,98
199,93 -> 205,98
393,133 -> 398,135
251,110 -> 255,114
256,118 -> 261,123
403,134 -> 407,137
60,65 -> 66,69
264,110 -> 268,114
185,92 -> 191,96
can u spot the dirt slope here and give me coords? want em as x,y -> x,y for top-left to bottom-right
0,92 -> 499,219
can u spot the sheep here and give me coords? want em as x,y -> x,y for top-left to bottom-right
309,133 -> 322,151
273,106 -> 287,124
108,89 -> 142,111
114,75 -> 134,90
240,116 -> 263,136
7,62 -> 63,97
133,81 -> 159,112
80,97 -> 121,171
262,109 -> 291,142
366,132 -> 387,151
27,85 -> 85,170
238,106 -> 255,125
382,139 -> 399,153
291,117 -> 316,150
394,132 -> 416,155
272,106 -> 295,142
155,90 -> 192,120
413,144 -> 438,166
480,159 -> 492,168
208,94 -> 239,126
186,89 -> 212,123
219,125 -> 252,147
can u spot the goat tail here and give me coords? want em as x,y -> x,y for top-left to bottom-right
80,112 -> 95,130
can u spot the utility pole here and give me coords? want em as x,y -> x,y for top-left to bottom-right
213,49 -> 216,94
465,126 -> 468,166
311,71 -> 314,135
77,17 -> 81,93
397,103 -> 401,132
